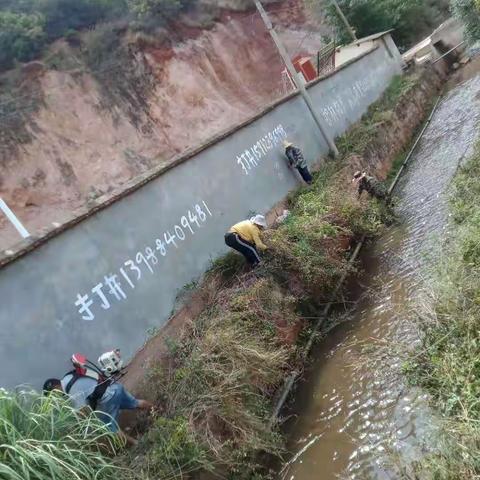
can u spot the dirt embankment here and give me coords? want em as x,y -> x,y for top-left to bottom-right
0,0 -> 330,250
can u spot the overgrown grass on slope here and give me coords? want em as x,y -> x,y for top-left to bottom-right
405,139 -> 480,479
337,73 -> 421,158
130,277 -> 298,479
128,168 -> 388,479
0,389 -> 125,480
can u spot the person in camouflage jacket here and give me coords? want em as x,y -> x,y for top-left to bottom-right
284,140 -> 313,184
352,171 -> 389,202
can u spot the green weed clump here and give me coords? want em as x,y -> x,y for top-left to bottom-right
0,389 -> 125,480
131,416 -> 213,479
406,140 -> 480,478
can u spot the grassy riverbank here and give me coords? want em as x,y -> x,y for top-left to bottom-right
406,139 -> 480,478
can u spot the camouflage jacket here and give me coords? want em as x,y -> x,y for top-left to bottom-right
285,146 -> 307,169
358,175 -> 387,199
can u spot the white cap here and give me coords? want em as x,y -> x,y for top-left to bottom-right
250,215 -> 267,228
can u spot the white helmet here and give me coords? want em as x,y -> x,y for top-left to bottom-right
250,214 -> 267,228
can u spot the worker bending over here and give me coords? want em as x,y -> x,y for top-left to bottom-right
225,215 -> 268,266
43,376 -> 152,445
353,171 -> 389,203
283,140 -> 313,184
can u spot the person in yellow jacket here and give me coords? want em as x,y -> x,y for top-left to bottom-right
224,215 -> 268,266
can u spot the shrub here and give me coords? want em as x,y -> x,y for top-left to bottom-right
0,11 -> 46,70
451,0 -> 480,43
326,0 -> 449,49
128,0 -> 181,18
127,0 -> 195,23
36,0 -> 127,39
82,23 -> 122,70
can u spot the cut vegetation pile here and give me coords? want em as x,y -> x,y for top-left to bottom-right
407,139 -> 480,479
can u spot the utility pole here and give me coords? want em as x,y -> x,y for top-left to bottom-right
331,0 -> 357,42
254,0 -> 339,158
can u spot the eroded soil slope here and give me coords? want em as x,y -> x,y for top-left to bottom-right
0,0 -> 329,249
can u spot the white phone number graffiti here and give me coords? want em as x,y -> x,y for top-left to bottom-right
236,124 -> 287,175
74,201 -> 213,321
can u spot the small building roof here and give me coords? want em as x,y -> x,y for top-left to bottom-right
403,36 -> 432,61
350,30 -> 394,46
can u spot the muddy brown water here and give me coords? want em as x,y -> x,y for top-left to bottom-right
281,75 -> 480,480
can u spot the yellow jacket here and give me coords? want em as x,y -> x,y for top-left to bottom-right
229,220 -> 267,251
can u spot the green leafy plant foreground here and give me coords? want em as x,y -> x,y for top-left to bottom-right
0,388 -> 125,480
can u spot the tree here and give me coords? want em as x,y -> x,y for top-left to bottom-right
326,0 -> 448,50
35,0 -> 127,39
0,11 -> 46,70
127,0 -> 190,21
451,0 -> 480,42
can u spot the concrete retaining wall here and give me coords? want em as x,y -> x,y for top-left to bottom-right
0,40 -> 402,389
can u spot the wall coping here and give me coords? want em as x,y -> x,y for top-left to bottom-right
0,44 -> 382,269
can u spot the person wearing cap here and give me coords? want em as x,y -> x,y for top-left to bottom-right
352,171 -> 389,202
224,215 -> 268,266
283,140 -> 313,185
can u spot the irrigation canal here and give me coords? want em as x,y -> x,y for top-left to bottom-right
281,74 -> 480,479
